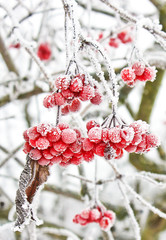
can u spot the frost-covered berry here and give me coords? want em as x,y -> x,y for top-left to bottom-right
23,130 -> 29,142
61,129 -> 77,144
43,94 -> 55,108
54,92 -> 66,106
83,138 -> 95,151
83,151 -> 94,162
37,123 -> 52,136
37,43 -> 51,61
117,30 -> 133,44
130,120 -> 149,134
70,77 -> 83,92
137,67 -> 156,82
38,157 -> 50,166
57,122 -> 69,130
121,67 -> 136,84
55,76 -> 70,90
99,217 -> 112,231
29,149 -> 42,160
108,38 -> 120,48
90,209 -> 101,221
36,137 -> 50,150
23,142 -> 32,154
90,90 -> 102,105
61,89 -> 74,100
108,127 -> 121,143
132,62 -> 145,76
42,149 -> 53,159
88,127 -> 102,143
27,126 -> 40,140
102,128 -> 109,143
53,140 -> 68,152
79,85 -> 94,101
69,99 -> 81,112
146,134 -> 160,148
95,142 -> 106,157
80,209 -> 90,219
61,105 -> 70,115
69,140 -> 82,153
47,127 -> 61,142
86,120 -> 100,131
120,127 -> 134,142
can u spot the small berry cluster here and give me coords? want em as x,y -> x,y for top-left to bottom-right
73,206 -> 115,231
85,119 -> 159,160
121,62 -> 156,87
109,29 -> 133,48
23,122 -> 96,167
37,43 -> 51,61
43,74 -> 102,114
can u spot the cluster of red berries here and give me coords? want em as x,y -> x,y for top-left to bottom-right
85,119 -> 159,160
37,43 -> 51,61
43,74 -> 102,114
121,62 -> 156,87
23,122 -> 96,167
109,29 -> 133,48
73,206 -> 115,231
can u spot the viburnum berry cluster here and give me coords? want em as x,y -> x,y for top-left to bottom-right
23,122 -> 97,167
121,62 -> 156,87
85,119 -> 160,160
73,206 -> 115,231
37,43 -> 51,61
109,28 -> 133,48
43,73 -> 102,114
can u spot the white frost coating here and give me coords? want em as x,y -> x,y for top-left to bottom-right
38,227 -> 80,240
117,180 -> 141,240
123,179 -> 166,219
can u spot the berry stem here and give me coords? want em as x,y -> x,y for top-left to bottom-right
56,106 -> 61,126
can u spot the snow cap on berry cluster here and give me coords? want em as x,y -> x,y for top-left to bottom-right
73,206 -> 115,231
121,62 -> 156,87
43,74 -> 102,114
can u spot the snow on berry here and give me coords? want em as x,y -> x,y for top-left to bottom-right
108,127 -> 121,143
99,217 -> 112,231
121,67 -> 136,85
37,123 -> 52,136
79,85 -> 94,101
61,129 -> 77,144
120,127 -> 134,143
27,126 -> 40,140
69,99 -> 81,112
54,92 -> 66,106
36,137 -> 50,150
83,138 -> 95,151
29,149 -> 42,160
90,90 -> 102,105
88,127 -> 102,143
47,127 -> 61,142
136,66 -> 156,82
70,76 -> 83,92
86,120 -> 100,131
37,43 -> 51,61
43,94 -> 55,108
132,62 -> 145,76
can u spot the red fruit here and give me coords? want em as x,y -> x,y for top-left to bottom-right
59,161 -> 71,167
37,123 -> 52,136
95,142 -> 106,157
29,149 -> 42,160
29,139 -> 37,148
130,120 -> 149,134
83,151 -> 94,162
88,127 -> 102,143
61,129 -> 77,144
99,217 -> 112,231
125,144 -> 137,153
104,145 -> 116,160
47,127 -> 61,142
23,142 -> 32,154
69,99 -> 81,112
86,120 -> 100,131
63,148 -> 74,158
90,90 -> 102,105
115,148 -> 123,159
80,209 -> 90,219
90,209 -> 101,221
43,94 -> 55,108
121,67 -> 136,84
37,43 -> 51,61
61,89 -> 74,100
50,147 -> 60,156
104,210 -> 115,221
53,140 -> 68,152
51,155 -> 62,164
136,67 -> 156,82
38,157 -> 50,166
36,137 -> 50,150
42,149 -> 53,159
27,126 -> 40,140
61,156 -> 71,163
117,30 -> 133,43
102,128 -> 109,143
73,215 -> 87,225
108,127 -> 121,143
73,129 -> 81,138
132,134 -> 142,145
57,122 -> 69,130
132,62 -> 145,76
83,138 -> 95,151
23,130 -> 29,142
146,134 -> 160,148
61,105 -> 70,115
69,140 -> 82,153
70,77 -> 83,92
54,92 -> 66,106
108,38 -> 120,48
120,127 -> 134,143
79,85 -> 94,101
71,156 -> 83,165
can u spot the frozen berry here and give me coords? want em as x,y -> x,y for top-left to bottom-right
70,77 -> 83,92
43,94 -> 55,108
57,122 -> 69,131
90,209 -> 101,221
137,67 -> 156,82
36,137 -> 50,150
61,105 -> 70,115
69,99 -> 81,112
53,140 -> 68,152
121,67 -> 136,84
27,126 -> 40,140
23,142 -> 32,154
99,217 -> 112,231
38,157 -> 50,166
37,123 -> 51,136
86,120 -> 100,131
90,90 -> 102,105
61,89 -> 74,100
29,149 -> 42,160
47,127 -> 61,142
61,129 -> 77,144
132,62 -> 145,76
37,43 -> 51,61
79,85 -> 94,101
83,138 -> 95,151
108,127 -> 121,143
42,149 -> 53,159
108,38 -> 120,48
88,127 -> 102,143
117,30 -> 133,43
54,92 -> 66,106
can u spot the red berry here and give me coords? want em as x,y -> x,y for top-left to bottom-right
42,149 -> 53,159
53,140 -> 68,152
36,137 -> 50,150
108,38 -> 120,48
51,155 -> 62,164
69,140 -> 82,153
90,209 -> 101,221
54,92 -> 66,106
23,130 -> 29,142
95,142 -> 106,157
97,33 -> 103,41
61,129 -> 77,144
29,149 -> 42,160
88,127 -> 102,143
102,128 -> 109,143
136,67 -> 156,82
120,127 -> 134,143
37,43 -> 51,61
63,148 -> 74,158
29,139 -> 37,148
130,120 -> 149,134
47,127 -> 61,142
121,67 -> 136,84
43,94 -> 55,108
80,209 -> 90,219
61,105 -> 70,115
50,147 -> 60,156
69,99 -> 81,112
83,138 -> 95,151
27,126 -> 40,140
146,134 -> 160,148
83,151 -> 94,162
90,90 -> 102,105
61,89 -> 74,100
79,85 -> 94,101
73,129 -> 81,138
132,62 -> 145,76
86,120 -> 100,131
70,77 -> 83,92
57,122 -> 69,131
132,134 -> 142,145
71,156 -> 83,165
108,127 -> 121,143
23,142 -> 32,154
10,43 -> 21,49
117,30 -> 133,43
37,123 -> 52,136
99,217 -> 112,231
125,144 -> 137,153
38,157 -> 50,166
